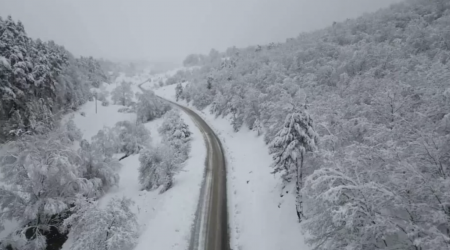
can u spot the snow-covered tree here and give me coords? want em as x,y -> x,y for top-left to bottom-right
65,119 -> 83,142
0,127 -> 101,249
63,198 -> 138,250
136,90 -> 171,122
175,82 -> 183,102
114,120 -> 150,157
138,145 -> 178,193
269,111 -> 318,221
78,139 -> 120,197
0,16 -> 109,142
111,81 -> 133,106
158,109 -> 191,163
90,127 -> 120,158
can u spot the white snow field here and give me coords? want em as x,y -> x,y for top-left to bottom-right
62,73 -> 207,250
156,83 -> 310,250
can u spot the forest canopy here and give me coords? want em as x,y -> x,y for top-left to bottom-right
0,16 -> 109,142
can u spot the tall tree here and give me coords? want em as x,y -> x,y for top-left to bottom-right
269,110 -> 318,221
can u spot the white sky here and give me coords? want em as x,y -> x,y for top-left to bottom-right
0,0 -> 403,63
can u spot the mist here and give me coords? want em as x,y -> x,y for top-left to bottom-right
0,0 -> 402,63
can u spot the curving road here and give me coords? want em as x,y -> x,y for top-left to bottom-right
138,82 -> 229,250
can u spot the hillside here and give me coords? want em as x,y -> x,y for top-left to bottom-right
0,16 -> 110,143
167,0 -> 450,249
0,16 -> 201,250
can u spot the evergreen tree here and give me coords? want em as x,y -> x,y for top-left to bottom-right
269,111 -> 318,221
0,16 -> 109,142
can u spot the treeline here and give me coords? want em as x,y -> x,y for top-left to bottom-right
0,16 -> 108,142
173,0 -> 450,249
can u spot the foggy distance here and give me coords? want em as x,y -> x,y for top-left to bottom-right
0,0 -> 400,62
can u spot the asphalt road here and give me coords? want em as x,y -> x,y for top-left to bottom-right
138,82 -> 229,250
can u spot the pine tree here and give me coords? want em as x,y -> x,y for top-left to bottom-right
0,16 -> 108,142
269,110 -> 318,222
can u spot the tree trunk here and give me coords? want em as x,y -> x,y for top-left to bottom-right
296,152 -> 304,222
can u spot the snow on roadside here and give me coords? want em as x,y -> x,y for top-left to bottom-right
63,75 -> 206,250
133,110 -> 206,250
155,84 -> 310,250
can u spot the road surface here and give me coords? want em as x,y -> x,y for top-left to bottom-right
138,82 -> 229,250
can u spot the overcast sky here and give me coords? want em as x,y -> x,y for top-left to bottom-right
0,0 -> 402,63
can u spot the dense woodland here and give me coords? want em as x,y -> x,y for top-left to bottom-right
0,16 -> 189,250
171,0 -> 450,249
1,0 -> 450,249
0,16 -> 109,143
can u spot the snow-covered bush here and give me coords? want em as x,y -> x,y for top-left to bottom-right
78,139 -> 120,196
89,121 -> 151,160
158,109 -> 191,163
136,90 -> 171,123
111,81 -> 133,106
138,145 -> 178,193
187,83 -> 214,110
138,110 -> 191,193
90,127 -> 120,158
65,119 -> 83,142
118,106 -> 135,113
114,120 -> 150,156
63,198 -> 138,250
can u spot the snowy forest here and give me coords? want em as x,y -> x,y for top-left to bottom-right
1,0 -> 450,249
168,0 -> 450,249
0,16 -> 110,142
0,15 -> 194,250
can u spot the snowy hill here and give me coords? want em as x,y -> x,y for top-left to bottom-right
158,0 -> 450,249
156,84 -> 310,250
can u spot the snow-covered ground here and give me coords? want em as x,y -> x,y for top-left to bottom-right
63,73 -> 207,250
156,84 -> 310,250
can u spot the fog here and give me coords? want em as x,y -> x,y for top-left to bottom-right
0,0 -> 402,63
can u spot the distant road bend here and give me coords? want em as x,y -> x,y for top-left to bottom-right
138,82 -> 230,250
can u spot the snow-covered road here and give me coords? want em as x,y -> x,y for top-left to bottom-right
140,82 -> 230,250
155,83 -> 310,250
62,72 -> 208,250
